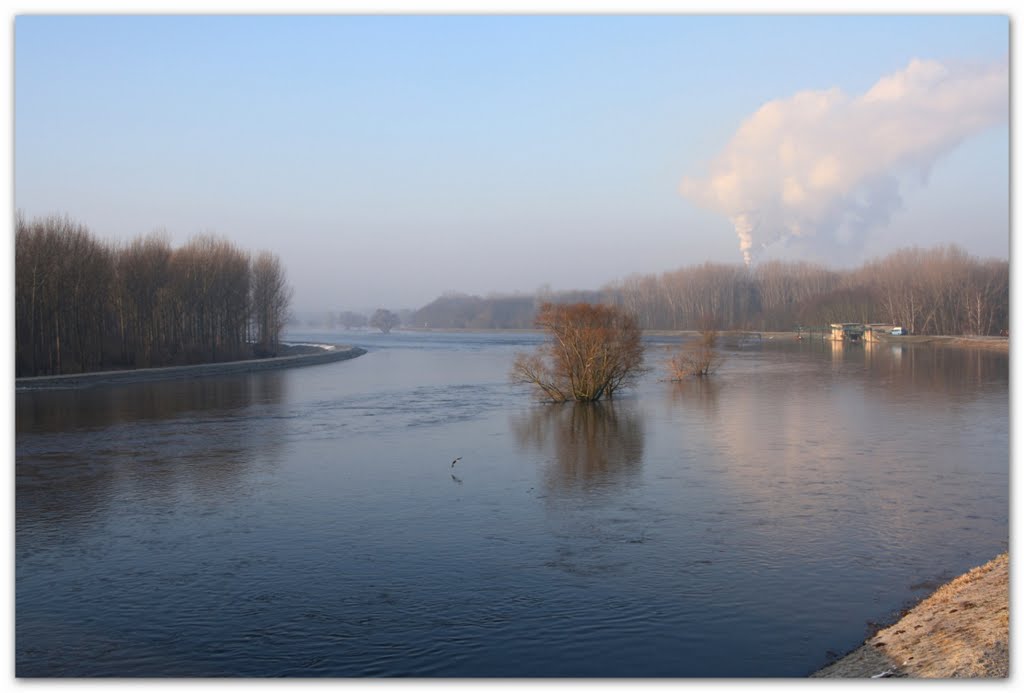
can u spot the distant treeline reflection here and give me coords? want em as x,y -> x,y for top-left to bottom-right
16,372 -> 286,434
15,373 -> 288,531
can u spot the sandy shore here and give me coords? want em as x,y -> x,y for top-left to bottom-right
15,344 -> 367,391
812,553 -> 1009,678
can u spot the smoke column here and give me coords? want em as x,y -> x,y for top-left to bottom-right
680,58 -> 1008,266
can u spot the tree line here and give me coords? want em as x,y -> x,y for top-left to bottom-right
408,245 -> 1008,335
605,245 -> 1008,334
16,214 -> 292,377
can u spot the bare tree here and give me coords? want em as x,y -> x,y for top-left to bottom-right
337,310 -> 368,329
370,308 -> 400,333
15,214 -> 114,376
16,213 -> 297,376
251,251 -> 293,356
667,328 -> 722,379
114,232 -> 173,367
512,302 -> 646,402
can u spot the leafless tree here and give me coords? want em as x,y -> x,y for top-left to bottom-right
114,232 -> 173,367
667,328 -> 722,379
251,251 -> 293,356
337,310 -> 368,329
512,302 -> 646,402
16,213 -> 294,376
15,214 -> 114,375
370,308 -> 401,333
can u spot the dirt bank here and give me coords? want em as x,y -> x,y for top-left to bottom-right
812,552 -> 1009,678
940,336 -> 1009,352
15,344 -> 367,391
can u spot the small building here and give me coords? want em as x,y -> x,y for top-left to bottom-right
830,323 -> 865,342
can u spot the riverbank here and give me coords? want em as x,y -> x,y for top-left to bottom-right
812,552 -> 1009,678
742,331 -> 1008,350
720,330 -> 1009,352
385,327 -> 1009,351
14,343 -> 367,391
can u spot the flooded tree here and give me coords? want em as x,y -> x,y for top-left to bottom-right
370,308 -> 400,333
512,302 -> 645,402
667,328 -> 722,379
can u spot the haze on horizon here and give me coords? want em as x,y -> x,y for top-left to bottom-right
14,15 -> 1009,313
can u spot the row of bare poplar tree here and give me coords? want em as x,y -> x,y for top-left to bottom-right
604,245 -> 1008,335
15,214 -> 292,377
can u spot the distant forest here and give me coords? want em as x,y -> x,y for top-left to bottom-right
15,214 -> 292,377
410,245 -> 1008,335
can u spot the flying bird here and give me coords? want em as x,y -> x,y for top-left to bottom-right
451,457 -> 462,468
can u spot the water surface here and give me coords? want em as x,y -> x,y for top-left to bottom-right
16,331 -> 1009,676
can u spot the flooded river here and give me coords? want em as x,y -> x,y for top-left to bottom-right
15,331 -> 1009,676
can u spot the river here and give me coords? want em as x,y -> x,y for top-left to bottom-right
15,331 -> 1009,677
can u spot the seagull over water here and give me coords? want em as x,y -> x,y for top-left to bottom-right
451,457 -> 462,468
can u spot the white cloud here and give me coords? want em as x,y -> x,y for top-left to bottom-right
680,57 -> 1008,265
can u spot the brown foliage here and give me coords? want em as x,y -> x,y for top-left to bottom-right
512,302 -> 645,402
15,214 -> 115,375
667,329 -> 721,379
251,251 -> 292,355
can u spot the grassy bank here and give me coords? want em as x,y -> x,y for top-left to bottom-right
812,553 -> 1009,678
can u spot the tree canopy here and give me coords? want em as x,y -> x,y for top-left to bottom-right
512,302 -> 645,402
370,308 -> 401,333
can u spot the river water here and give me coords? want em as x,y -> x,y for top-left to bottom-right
15,331 -> 1009,677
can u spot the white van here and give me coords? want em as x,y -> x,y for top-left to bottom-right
891,327 -> 906,336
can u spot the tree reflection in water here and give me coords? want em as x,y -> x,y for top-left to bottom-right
512,401 -> 645,492
16,372 -> 289,533
665,377 -> 721,420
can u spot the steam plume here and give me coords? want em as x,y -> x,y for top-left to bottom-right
680,58 -> 1008,265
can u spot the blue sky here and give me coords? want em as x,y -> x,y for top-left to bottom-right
14,14 -> 1009,312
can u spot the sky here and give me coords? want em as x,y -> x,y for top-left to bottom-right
12,11 -> 1010,313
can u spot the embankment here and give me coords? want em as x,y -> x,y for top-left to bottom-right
812,552 -> 1009,678
15,344 -> 367,391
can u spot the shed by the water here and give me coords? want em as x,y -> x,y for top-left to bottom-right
830,323 -> 865,342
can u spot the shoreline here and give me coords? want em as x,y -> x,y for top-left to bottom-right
14,344 -> 367,392
401,326 -> 1008,351
812,552 -> 1009,678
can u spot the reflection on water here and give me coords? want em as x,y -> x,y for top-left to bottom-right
16,373 -> 288,533
512,402 -> 645,491
863,342 -> 1008,397
14,334 -> 1009,677
830,337 -> 846,364
17,373 -> 287,433
665,378 -> 721,419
